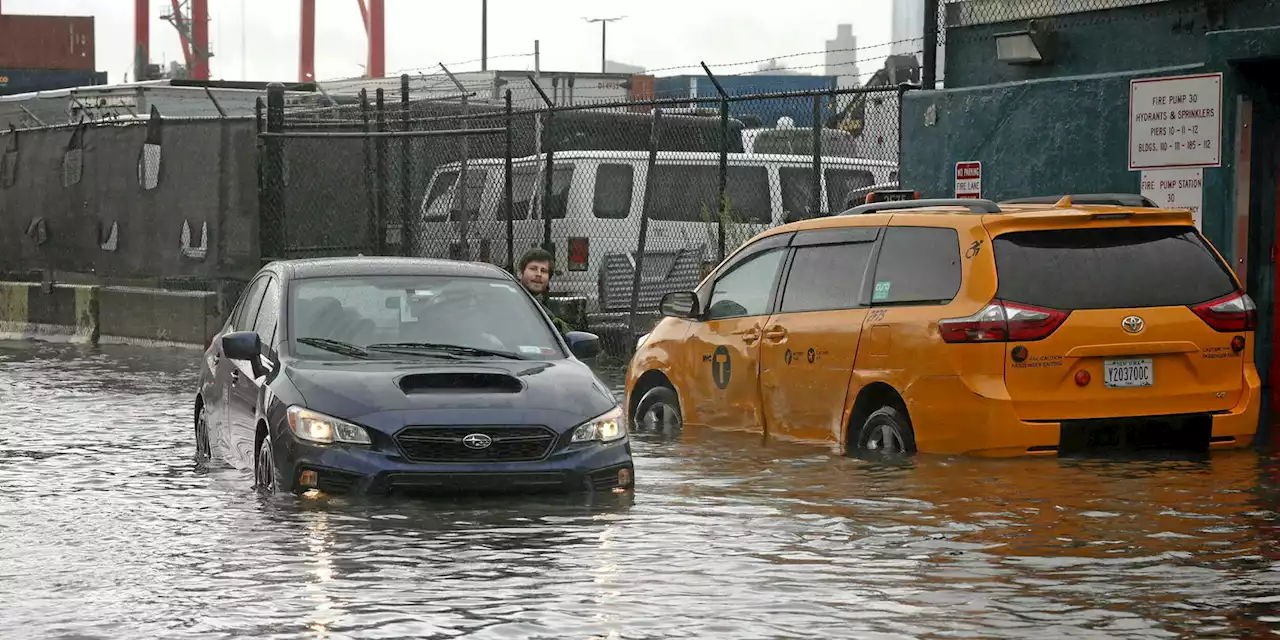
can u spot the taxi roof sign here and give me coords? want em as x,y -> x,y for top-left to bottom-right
864,189 -> 920,204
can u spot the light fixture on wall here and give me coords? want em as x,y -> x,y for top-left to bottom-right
994,21 -> 1053,65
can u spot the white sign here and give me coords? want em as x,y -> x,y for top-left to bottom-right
1141,168 -> 1204,229
955,161 -> 981,198
1129,73 -> 1222,170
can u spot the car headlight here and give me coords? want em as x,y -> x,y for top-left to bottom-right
287,406 -> 372,445
570,406 -> 626,443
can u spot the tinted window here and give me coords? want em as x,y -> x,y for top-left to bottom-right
706,248 -> 787,320
233,277 -> 269,332
502,166 -> 537,221
647,165 -> 770,223
781,242 -> 876,313
993,226 -> 1236,309
253,278 -> 280,348
871,227 -> 962,305
826,168 -> 876,213
424,169 -> 489,222
290,276 -> 562,360
593,163 -> 633,219
779,167 -> 817,222
543,164 -> 575,220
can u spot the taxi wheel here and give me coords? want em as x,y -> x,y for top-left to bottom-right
255,434 -> 278,494
634,386 -> 682,435
194,405 -> 211,462
857,406 -> 917,454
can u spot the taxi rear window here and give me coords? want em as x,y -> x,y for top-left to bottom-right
992,225 -> 1236,310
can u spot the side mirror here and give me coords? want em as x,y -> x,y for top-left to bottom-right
564,331 -> 601,360
221,330 -> 267,378
659,291 -> 700,319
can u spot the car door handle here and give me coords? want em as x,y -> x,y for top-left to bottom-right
230,369 -> 240,385
763,326 -> 788,342
741,328 -> 761,344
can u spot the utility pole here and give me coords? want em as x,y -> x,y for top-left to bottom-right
584,16 -> 625,73
481,0 -> 488,71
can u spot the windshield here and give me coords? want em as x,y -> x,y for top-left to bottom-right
289,275 -> 563,360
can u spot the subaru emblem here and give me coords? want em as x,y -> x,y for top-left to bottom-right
1122,316 -> 1145,334
462,433 -> 493,450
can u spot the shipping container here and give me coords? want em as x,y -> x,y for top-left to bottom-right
0,15 -> 96,71
653,74 -> 839,128
0,67 -> 106,96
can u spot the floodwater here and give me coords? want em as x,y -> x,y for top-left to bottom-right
3,340 -> 1280,639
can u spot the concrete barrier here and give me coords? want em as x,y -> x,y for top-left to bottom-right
0,282 -> 99,343
98,287 -> 220,348
0,281 -> 221,348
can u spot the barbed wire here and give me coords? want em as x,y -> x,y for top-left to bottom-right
645,37 -> 926,76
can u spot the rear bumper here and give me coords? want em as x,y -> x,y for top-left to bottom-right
909,368 -> 1261,457
274,432 -> 635,495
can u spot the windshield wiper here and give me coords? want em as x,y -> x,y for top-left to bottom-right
296,337 -> 371,359
365,342 -> 527,360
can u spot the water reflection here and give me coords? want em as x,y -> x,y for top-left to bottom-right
1,340 -> 1279,638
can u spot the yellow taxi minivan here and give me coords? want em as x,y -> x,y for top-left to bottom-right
624,193 -> 1261,457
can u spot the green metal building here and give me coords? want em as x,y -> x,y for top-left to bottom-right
902,0 -> 1280,395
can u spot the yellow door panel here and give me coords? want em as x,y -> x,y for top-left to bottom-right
759,309 -> 867,442
686,317 -> 767,431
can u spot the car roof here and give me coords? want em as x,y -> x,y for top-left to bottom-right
430,150 -> 897,169
753,195 -> 1197,240
272,256 -> 512,281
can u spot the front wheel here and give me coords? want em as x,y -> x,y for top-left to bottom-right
633,385 -> 682,437
255,434 -> 278,494
856,406 -> 917,455
194,404 -> 211,462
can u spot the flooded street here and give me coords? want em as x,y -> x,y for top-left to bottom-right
3,340 -> 1280,639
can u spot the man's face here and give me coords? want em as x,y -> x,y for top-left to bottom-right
520,260 -> 551,294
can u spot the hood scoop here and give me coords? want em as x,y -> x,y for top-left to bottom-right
398,372 -> 523,395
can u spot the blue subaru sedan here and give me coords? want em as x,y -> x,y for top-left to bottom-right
192,256 -> 633,496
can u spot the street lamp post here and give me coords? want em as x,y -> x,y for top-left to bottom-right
481,0 -> 488,71
584,16 -> 625,73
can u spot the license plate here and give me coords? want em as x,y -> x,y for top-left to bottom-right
1104,358 -> 1153,388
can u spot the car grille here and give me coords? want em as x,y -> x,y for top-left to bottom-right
395,426 -> 557,463
379,471 -> 568,495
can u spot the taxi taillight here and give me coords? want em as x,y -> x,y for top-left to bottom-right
939,300 -> 1070,343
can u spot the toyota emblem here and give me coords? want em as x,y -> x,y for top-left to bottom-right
462,433 -> 493,449
1121,316 -> 1145,334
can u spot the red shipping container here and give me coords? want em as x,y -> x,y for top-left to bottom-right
0,15 -> 96,71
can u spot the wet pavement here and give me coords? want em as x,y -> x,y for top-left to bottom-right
3,339 -> 1280,639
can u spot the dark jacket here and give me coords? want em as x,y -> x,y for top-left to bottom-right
533,292 -> 573,334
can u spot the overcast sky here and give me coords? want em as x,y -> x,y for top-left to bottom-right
4,0 -> 898,84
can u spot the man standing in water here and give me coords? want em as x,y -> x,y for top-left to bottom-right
517,247 -> 573,334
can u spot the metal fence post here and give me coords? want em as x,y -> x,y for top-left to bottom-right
542,115 -> 558,252
440,64 -> 473,260
375,88 -> 388,255
360,89 -> 376,254
701,63 -> 730,261
528,77 -> 556,253
260,84 -> 286,263
399,74 -> 411,256
811,94 -> 822,217
628,108 -> 662,346
923,0 -> 940,90
504,89 -> 515,273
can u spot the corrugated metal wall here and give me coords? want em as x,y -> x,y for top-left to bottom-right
0,15 -> 96,71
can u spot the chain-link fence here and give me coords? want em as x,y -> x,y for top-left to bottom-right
259,78 -> 907,358
940,0 -> 1169,29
